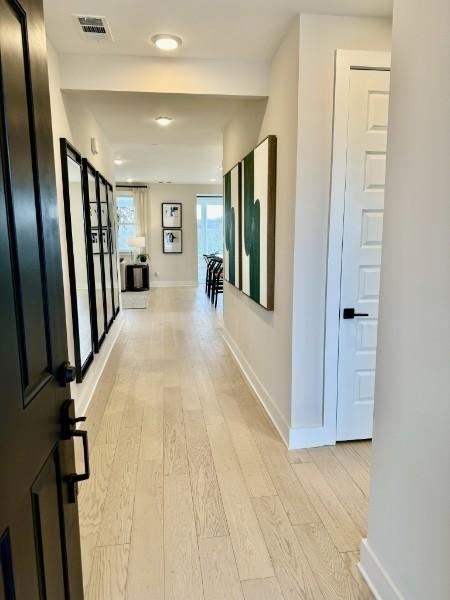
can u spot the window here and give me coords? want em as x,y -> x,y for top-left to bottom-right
117,195 -> 136,252
197,195 -> 223,282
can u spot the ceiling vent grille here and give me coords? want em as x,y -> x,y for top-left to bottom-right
74,15 -> 113,41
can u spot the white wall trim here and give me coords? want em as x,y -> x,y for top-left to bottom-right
75,313 -> 124,417
359,539 -> 404,600
323,49 -> 391,445
223,329 -> 290,447
150,280 -> 199,288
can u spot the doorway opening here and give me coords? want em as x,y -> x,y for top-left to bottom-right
196,194 -> 223,283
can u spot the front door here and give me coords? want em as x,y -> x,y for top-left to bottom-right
0,0 -> 84,597
337,68 -> 390,441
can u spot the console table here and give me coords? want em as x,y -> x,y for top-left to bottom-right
125,264 -> 150,291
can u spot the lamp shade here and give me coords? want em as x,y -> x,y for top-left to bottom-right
128,236 -> 146,249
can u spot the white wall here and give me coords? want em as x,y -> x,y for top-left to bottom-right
58,53 -> 269,98
63,93 -> 115,184
222,15 -> 392,446
47,39 -> 120,415
222,100 -> 268,171
360,1 -> 450,598
222,19 -> 300,443
291,15 -> 392,435
145,183 -> 221,286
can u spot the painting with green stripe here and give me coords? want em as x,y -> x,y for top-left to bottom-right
224,163 -> 241,288
241,136 -> 277,310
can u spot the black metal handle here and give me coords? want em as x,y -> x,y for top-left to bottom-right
58,361 -> 76,386
65,429 -> 90,502
342,308 -> 370,319
61,400 -> 90,503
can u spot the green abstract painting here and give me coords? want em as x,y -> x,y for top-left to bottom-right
224,163 -> 241,288
241,136 -> 277,310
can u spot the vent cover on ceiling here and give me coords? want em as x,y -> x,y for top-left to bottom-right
74,15 -> 113,41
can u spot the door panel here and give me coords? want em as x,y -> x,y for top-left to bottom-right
0,530 -> 15,599
31,449 -> 66,599
0,0 -> 50,404
0,0 -> 84,597
336,69 -> 390,441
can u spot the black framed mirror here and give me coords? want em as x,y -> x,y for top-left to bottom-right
97,173 -> 114,331
82,159 -> 106,352
107,181 -> 121,317
60,139 -> 94,382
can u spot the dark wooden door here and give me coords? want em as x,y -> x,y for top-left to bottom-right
0,0 -> 84,598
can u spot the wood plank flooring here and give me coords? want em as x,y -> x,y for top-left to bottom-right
80,287 -> 373,599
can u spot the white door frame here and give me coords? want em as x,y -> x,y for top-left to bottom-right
323,50 -> 391,445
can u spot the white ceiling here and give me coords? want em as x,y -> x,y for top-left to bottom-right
44,0 -> 392,61
66,91 -> 260,183
52,1 -> 392,183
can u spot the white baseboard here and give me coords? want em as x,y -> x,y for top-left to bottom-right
288,425 -> 336,449
151,280 -> 199,288
223,329 -> 290,447
359,539 -> 404,600
74,313 -> 124,417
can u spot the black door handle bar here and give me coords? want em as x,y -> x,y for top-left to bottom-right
342,308 -> 370,319
61,399 -> 90,503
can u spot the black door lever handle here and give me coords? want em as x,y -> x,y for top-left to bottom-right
342,308 -> 370,319
61,400 -> 90,502
65,429 -> 90,498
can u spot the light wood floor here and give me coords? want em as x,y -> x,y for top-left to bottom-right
78,287 -> 373,599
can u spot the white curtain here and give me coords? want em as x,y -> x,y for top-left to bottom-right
133,186 -> 149,241
118,185 -> 149,249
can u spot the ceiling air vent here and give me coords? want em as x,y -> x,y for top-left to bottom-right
74,15 -> 113,41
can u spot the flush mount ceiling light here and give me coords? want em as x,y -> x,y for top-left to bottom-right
151,33 -> 182,51
114,159 -> 123,165
155,116 -> 173,126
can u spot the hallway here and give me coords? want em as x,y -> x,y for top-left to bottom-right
78,287 -> 373,599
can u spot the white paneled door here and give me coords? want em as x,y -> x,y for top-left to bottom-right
337,68 -> 390,440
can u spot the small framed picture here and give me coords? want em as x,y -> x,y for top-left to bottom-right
162,203 -> 182,228
91,228 -> 100,254
163,228 -> 182,254
90,203 -> 98,227
101,227 -> 109,253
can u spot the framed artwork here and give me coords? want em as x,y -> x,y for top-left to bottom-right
91,228 -> 100,254
241,135 -> 277,310
162,202 -> 182,228
224,162 -> 241,289
90,202 -> 98,227
163,228 -> 182,253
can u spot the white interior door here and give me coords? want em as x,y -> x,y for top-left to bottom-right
336,68 -> 390,441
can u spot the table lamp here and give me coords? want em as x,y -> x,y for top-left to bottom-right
128,236 -> 146,263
